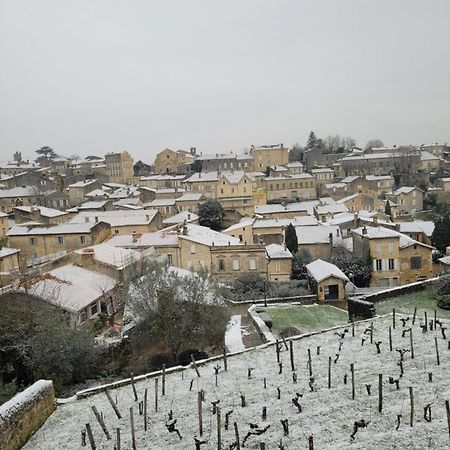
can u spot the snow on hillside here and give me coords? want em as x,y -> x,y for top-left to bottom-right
24,315 -> 449,449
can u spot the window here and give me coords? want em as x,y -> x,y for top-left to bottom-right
388,258 -> 395,270
90,302 -> 98,316
167,254 -> 173,265
165,206 -> 171,213
115,229 -> 119,234
388,242 -> 394,253
80,235 -> 86,244
375,259 -> 382,271
29,237 -> 37,246
218,259 -> 225,270
232,259 -> 240,270
190,244 -> 196,254
410,256 -> 422,269
57,236 -> 64,245
249,259 -> 256,270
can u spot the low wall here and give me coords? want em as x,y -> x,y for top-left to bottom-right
227,294 -> 317,305
347,298 -> 376,321
0,380 -> 55,450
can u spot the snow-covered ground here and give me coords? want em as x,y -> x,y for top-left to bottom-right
225,315 -> 246,353
24,314 -> 450,449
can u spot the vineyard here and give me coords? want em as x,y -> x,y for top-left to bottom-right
24,312 -> 449,449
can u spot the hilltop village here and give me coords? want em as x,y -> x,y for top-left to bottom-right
1,137 -> 450,449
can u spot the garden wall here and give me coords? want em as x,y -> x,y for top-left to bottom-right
227,294 -> 317,305
0,380 -> 55,450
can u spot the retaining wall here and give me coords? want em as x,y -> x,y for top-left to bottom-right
0,380 -> 55,450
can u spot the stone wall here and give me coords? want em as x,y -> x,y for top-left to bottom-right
0,380 -> 55,450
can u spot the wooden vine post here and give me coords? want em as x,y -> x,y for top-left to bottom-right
389,326 -> 392,352
92,405 -> 111,440
162,364 -> 166,396
289,340 -> 295,371
445,400 -> 450,440
328,356 -> 331,389
217,406 -> 222,450
144,388 -> 148,431
105,389 -> 122,419
85,423 -> 96,450
234,422 -> 240,450
191,354 -> 201,377
350,363 -> 355,400
223,346 -> 228,371
155,378 -> 159,412
308,348 -> 312,376
378,374 -> 383,413
435,337 -> 440,365
393,308 -> 396,329
130,407 -> 136,450
410,329 -> 414,359
131,373 -> 138,402
198,391 -> 203,436
409,386 -> 414,427
116,428 -> 121,450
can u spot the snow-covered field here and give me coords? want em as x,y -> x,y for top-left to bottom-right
24,314 -> 449,449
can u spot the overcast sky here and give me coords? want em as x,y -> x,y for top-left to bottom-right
1,0 -> 449,162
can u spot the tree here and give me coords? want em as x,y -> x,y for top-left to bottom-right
330,251 -> 371,287
431,213 -> 450,253
35,146 -> 58,166
0,292 -> 98,396
284,223 -> 298,255
306,131 -> 317,150
289,143 -> 304,162
198,200 -> 225,231
292,250 -> 312,280
384,201 -> 392,218
125,261 -> 229,362
191,160 -> 203,173
365,139 -> 384,150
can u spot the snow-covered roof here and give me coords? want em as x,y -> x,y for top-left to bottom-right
163,211 -> 199,225
365,175 -> 394,181
296,224 -> 340,245
175,193 -> 205,202
420,151 -> 439,161
223,217 -> 255,233
286,161 -> 304,168
265,173 -> 313,181
185,172 -> 219,183
336,193 -> 360,204
0,247 -> 20,258
107,230 -> 179,248
324,182 -> 346,189
438,255 -> 450,265
68,179 -> 98,188
77,201 -> 110,210
265,244 -> 293,259
254,216 -> 318,229
25,264 -> 116,313
391,186 -> 420,195
315,203 -> 349,215
7,223 -> 100,236
0,186 -> 39,198
311,168 -> 334,173
306,259 -> 349,282
14,206 -> 68,218
74,243 -> 139,269
398,220 -> 435,237
69,210 -> 159,227
341,176 -> 361,183
180,224 -> 241,247
254,203 -> 307,215
85,189 -> 108,198
144,199 -> 176,207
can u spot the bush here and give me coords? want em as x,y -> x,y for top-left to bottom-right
437,295 -> 450,310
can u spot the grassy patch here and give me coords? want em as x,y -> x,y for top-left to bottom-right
260,304 -> 348,336
375,289 -> 450,319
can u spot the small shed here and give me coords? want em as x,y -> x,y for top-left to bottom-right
306,259 -> 349,301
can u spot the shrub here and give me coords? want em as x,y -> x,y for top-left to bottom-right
437,294 -> 450,310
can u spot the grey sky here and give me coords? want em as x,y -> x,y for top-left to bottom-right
1,0 -> 449,162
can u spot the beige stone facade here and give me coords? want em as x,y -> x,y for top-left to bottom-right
105,151 -> 134,184
264,174 -> 316,201
154,148 -> 195,174
0,248 -> 20,286
385,187 -> 424,215
250,144 -> 289,171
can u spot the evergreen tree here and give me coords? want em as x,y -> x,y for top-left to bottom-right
35,146 -> 58,166
198,200 -> 225,231
306,131 -> 317,149
284,223 -> 298,255
431,213 -> 450,253
384,201 -> 392,218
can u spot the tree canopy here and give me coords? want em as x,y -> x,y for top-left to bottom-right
198,200 -> 225,231
431,213 -> 450,253
35,146 -> 58,166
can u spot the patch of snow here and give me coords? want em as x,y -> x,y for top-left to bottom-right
225,315 -> 245,352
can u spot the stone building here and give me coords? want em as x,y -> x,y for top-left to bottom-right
196,152 -> 253,172
385,187 -> 424,215
154,148 -> 196,174
264,173 -> 316,202
250,144 -> 289,171
105,151 -> 134,184
306,259 -> 349,302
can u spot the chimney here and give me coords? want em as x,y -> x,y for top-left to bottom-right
132,231 -> 142,243
13,151 -> 22,163
362,226 -> 367,235
187,213 -> 191,220
94,216 -> 99,223
81,247 -> 95,260
190,147 -> 196,155
373,216 -> 378,225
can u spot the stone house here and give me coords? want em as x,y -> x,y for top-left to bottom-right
0,212 -> 9,236
143,199 -> 177,219
183,172 -> 219,198
175,193 -> 207,214
196,152 -> 253,172
296,224 -> 341,260
365,175 -> 395,196
250,144 -> 289,171
223,218 -> 255,244
265,244 -> 293,281
310,168 -> 335,187
352,225 -> 433,288
69,209 -> 162,235
336,193 -> 380,213
14,206 -> 70,225
398,221 -> 434,246
139,174 -> 186,189
43,189 -> 70,210
264,173 -> 316,202
420,151 -> 441,173
313,203 -> 349,222
0,247 -> 20,287
154,148 -> 196,174
25,264 -> 117,328
67,179 -> 101,207
385,187 -> 424,215
7,221 -> 111,268
306,259 -> 349,302
0,186 -> 42,213
253,202 -> 309,219
105,151 -> 134,184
